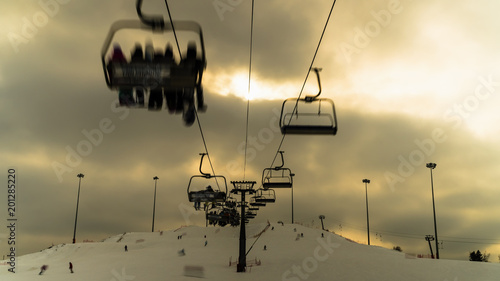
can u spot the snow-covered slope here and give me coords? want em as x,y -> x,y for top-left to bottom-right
1,223 -> 499,280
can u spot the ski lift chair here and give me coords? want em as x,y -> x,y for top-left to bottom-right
101,0 -> 206,111
279,68 -> 337,135
187,153 -> 227,205
254,189 -> 276,203
262,151 -> 294,189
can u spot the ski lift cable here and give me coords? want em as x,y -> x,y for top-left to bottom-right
194,103 -> 220,189
269,0 -> 338,169
164,0 -> 183,59
243,0 -> 256,180
163,0 -> 219,187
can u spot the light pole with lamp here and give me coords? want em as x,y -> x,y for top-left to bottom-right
426,162 -> 439,259
362,179 -> 371,245
152,176 -> 159,232
73,173 -> 84,244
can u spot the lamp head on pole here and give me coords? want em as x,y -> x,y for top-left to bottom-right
362,179 -> 370,184
426,163 -> 437,169
153,176 -> 159,180
77,173 -> 84,179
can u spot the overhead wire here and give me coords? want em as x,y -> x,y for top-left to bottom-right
164,0 -> 182,59
328,216 -> 500,245
239,1 -> 500,249
163,0 -> 219,188
243,0 -> 256,180
268,0 -> 338,170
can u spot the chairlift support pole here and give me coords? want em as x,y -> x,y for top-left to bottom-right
231,181 -> 256,273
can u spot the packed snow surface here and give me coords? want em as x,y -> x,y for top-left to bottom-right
2,223 -> 499,280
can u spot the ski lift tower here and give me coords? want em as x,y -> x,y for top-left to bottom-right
230,181 -> 256,272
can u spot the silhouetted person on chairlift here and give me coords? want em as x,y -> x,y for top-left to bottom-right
109,43 -> 135,107
130,43 -> 145,107
163,44 -> 181,114
148,49 -> 164,111
180,41 -> 205,126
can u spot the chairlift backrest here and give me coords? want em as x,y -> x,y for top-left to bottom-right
187,153 -> 227,203
262,167 -> 293,189
280,97 -> 338,135
101,20 -> 206,90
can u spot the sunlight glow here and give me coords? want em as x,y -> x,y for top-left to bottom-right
205,70 -> 300,101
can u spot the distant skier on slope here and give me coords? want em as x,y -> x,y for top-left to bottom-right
39,265 -> 48,275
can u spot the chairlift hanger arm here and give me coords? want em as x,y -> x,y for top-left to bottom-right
136,0 -> 165,29
275,151 -> 285,169
198,153 -> 211,178
306,67 -> 322,101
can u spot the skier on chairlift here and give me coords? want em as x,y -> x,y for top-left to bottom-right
180,42 -> 205,126
109,43 -> 135,107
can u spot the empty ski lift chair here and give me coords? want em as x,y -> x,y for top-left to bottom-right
254,188 -> 276,203
279,68 -> 338,135
262,151 -> 294,189
250,196 -> 266,207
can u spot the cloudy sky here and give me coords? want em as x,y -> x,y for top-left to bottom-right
1,0 -> 500,261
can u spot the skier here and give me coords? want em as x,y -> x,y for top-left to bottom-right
39,265 -> 48,275
69,262 -> 73,273
178,248 -> 185,256
125,245 -> 128,252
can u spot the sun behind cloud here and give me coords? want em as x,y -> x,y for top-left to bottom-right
204,69 -> 300,101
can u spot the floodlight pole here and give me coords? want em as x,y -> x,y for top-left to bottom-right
319,215 -> 325,231
73,173 -> 84,244
426,162 -> 439,259
291,173 -> 295,224
425,235 -> 435,258
152,176 -> 159,232
362,179 -> 371,245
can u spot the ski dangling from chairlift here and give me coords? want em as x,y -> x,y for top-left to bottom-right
279,68 -> 338,135
187,153 -> 227,211
101,0 -> 207,126
262,151 -> 294,189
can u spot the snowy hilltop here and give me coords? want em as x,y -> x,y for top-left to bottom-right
1,223 -> 499,280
